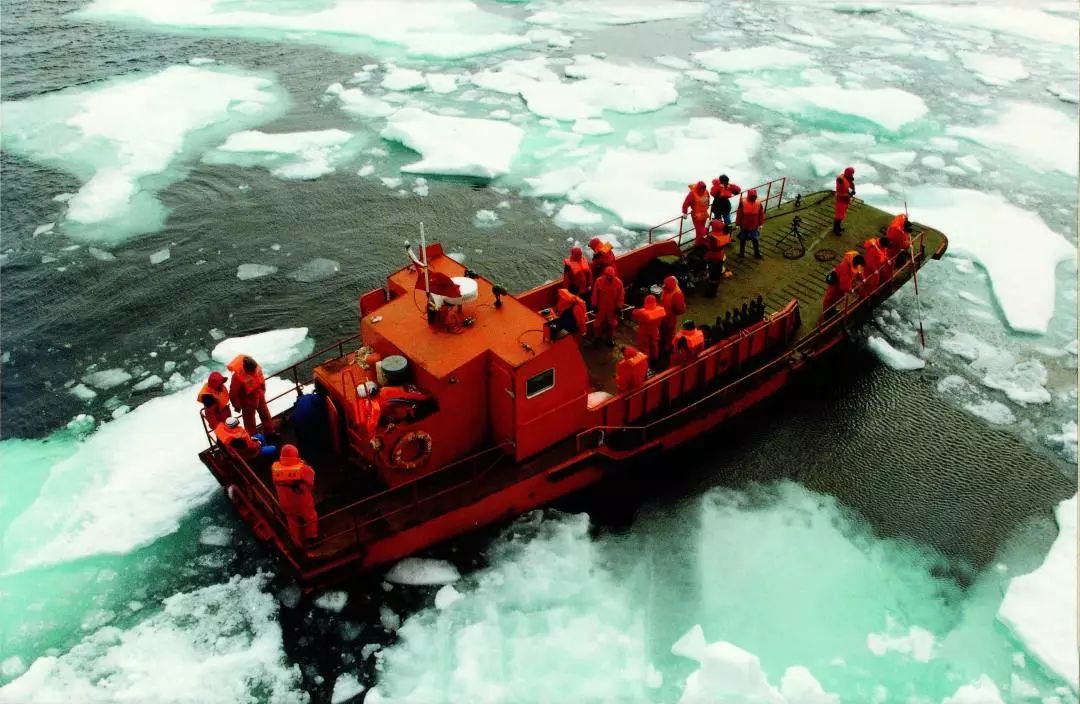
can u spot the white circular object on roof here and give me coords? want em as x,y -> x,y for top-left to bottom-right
444,276 -> 479,305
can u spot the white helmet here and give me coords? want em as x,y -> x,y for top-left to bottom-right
356,380 -> 379,399
225,416 -> 240,428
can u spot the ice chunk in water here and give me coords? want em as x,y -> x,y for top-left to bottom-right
211,328 -> 314,371
866,616 -> 935,661
891,187 -> 1074,334
331,673 -> 365,703
87,247 -> 115,261
963,399 -> 1016,425
314,591 -> 349,613
33,223 -> 55,236
381,66 -> 425,91
384,557 -> 461,585
0,574 -> 304,704
553,204 -> 603,229
149,248 -> 170,265
131,374 -> 162,392
325,83 -> 394,118
678,639 -> 838,704
69,383 -> 97,401
900,5 -> 1079,45
999,495 -> 1079,691
473,209 -> 500,228
957,52 -> 1029,86
526,0 -> 705,28
83,368 -> 132,390
694,46 -> 813,73
980,359 -> 1051,405
78,0 -> 528,59
1,66 -> 285,239
382,108 -> 523,179
433,585 -> 462,610
236,263 -> 278,280
865,336 -> 925,371
198,525 -> 232,547
742,84 -> 927,132
949,102 -> 1078,176
205,129 -> 357,180
0,656 -> 26,680
289,258 -> 341,283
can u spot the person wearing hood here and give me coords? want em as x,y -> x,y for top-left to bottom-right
710,175 -> 741,231
615,346 -> 649,393
659,275 -> 687,352
671,320 -> 706,366
884,213 -> 913,265
735,189 -> 766,259
682,180 -> 711,246
271,444 -> 319,546
834,166 -> 856,235
587,237 -> 616,279
822,250 -> 865,315
631,294 -> 666,362
197,371 -> 231,430
551,287 -> 588,339
227,354 -> 274,434
861,235 -> 892,294
591,266 -> 625,347
562,246 -> 593,298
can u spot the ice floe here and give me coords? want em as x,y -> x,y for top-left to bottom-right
205,129 -> 359,180
553,204 -> 603,230
940,675 -> 1004,704
956,52 -> 1029,87
236,263 -> 278,280
289,258 -> 341,283
384,557 -> 461,586
381,66 -> 426,91
314,590 -> 349,613
999,496 -> 1079,689
82,368 -> 132,390
963,400 -> 1017,426
526,0 -> 705,28
742,84 -> 927,132
980,359 -> 1051,406
694,46 -> 813,73
894,187 -> 1074,334
949,102 -> 1078,176
900,5 -> 1079,46
1,66 -> 285,238
210,327 -> 313,372
0,574 -> 305,704
78,0 -> 528,58
331,673 -> 365,703
325,82 -> 395,118
866,616 -> 935,662
382,108 -> 523,179
866,336 -> 925,371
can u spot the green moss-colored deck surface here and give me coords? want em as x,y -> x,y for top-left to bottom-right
579,191 -> 947,393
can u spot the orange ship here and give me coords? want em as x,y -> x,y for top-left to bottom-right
198,179 -> 948,588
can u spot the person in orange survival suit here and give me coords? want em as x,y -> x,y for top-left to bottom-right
550,287 -> 588,339
271,444 -> 318,546
631,294 -> 666,363
615,346 -> 649,393
703,219 -> 734,296
659,275 -> 687,353
227,354 -> 274,434
822,251 -> 865,316
671,320 -> 706,366
197,371 -> 230,430
682,180 -> 711,246
587,237 -> 616,280
562,246 -> 593,298
353,381 -> 383,447
833,166 -> 856,235
215,416 -> 277,461
736,189 -> 766,259
861,235 -> 892,296
884,213 -> 913,266
591,266 -> 625,347
710,175 -> 741,231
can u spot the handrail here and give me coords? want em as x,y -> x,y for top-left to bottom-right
648,176 -> 788,245
576,230 -> 930,452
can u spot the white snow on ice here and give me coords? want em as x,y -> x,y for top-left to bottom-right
0,575 -> 305,704
1,66 -> 285,238
900,4 -> 1079,46
210,327 -> 314,372
949,102 -> 1078,176
384,557 -> 461,586
956,51 -> 1029,87
382,108 -> 524,179
694,46 -> 813,73
866,336 -> 925,371
205,129 -> 358,180
526,0 -> 705,28
742,84 -> 928,132
325,82 -> 395,118
999,496 -> 1078,690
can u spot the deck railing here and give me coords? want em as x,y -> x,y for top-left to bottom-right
647,176 -> 787,245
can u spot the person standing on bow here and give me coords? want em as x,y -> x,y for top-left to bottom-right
682,181 -> 711,246
736,189 -> 766,259
227,355 -> 274,434
833,166 -> 856,235
710,175 -> 741,231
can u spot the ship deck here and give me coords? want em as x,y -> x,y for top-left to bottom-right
579,191 -> 946,393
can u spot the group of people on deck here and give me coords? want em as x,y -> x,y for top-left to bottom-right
823,211 -> 913,315
198,355 -> 319,548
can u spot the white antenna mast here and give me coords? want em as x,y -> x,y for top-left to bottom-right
419,221 -> 431,295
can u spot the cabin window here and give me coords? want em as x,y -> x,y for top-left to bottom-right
525,368 -> 555,398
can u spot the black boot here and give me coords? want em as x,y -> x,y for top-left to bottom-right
738,239 -> 746,257
753,239 -> 762,259
833,219 -> 842,236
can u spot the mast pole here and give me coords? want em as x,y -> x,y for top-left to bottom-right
904,200 -> 927,350
420,221 -> 431,295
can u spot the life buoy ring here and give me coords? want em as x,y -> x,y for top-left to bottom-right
391,430 -> 433,471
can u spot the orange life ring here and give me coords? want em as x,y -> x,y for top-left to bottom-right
391,430 -> 433,471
